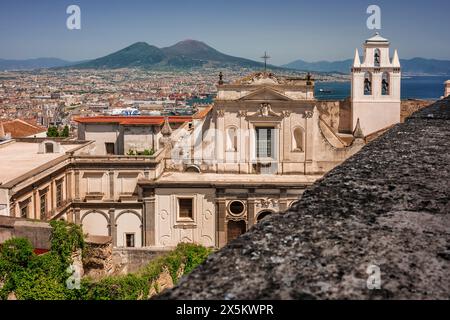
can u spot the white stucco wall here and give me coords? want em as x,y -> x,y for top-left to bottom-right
155,188 -> 216,248
116,210 -> 142,248
81,210 -> 109,237
81,124 -> 120,155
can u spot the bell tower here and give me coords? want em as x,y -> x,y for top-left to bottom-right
351,33 -> 401,136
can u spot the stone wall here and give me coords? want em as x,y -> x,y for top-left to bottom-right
400,99 -> 432,122
82,235 -> 114,278
112,248 -> 169,274
0,216 -> 52,249
158,97 -> 450,300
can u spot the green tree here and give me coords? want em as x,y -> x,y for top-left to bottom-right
60,125 -> 70,138
46,126 -> 59,138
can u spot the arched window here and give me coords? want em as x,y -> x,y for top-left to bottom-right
256,210 -> 273,223
382,72 -> 390,95
364,72 -> 372,96
292,127 -> 304,152
185,164 -> 201,173
226,126 -> 237,152
374,48 -> 381,67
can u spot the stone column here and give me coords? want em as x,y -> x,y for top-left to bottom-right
32,188 -> 38,220
66,171 -> 72,202
109,208 -> 117,246
67,207 -> 74,223
279,188 -> 288,212
216,111 -> 225,171
74,170 -> 80,200
50,179 -> 55,213
217,189 -> 227,248
143,188 -> 156,247
10,200 -> 16,217
247,188 -> 256,228
74,207 -> 81,225
108,171 -> 115,201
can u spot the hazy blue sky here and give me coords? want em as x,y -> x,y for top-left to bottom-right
0,0 -> 449,65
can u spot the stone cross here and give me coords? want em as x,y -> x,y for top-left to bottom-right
261,51 -> 271,72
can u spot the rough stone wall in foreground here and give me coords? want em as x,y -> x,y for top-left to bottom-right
159,97 -> 450,300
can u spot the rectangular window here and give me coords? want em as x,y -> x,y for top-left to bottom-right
40,193 -> 47,220
105,143 -> 115,155
56,182 -> 63,208
178,198 -> 194,219
20,204 -> 28,219
125,233 -> 135,248
256,127 -> 274,158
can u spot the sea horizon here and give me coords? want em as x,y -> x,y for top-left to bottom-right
316,75 -> 449,101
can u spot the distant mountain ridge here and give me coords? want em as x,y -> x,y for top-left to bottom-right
0,58 -> 75,71
70,40 -> 268,70
283,57 -> 450,75
1,42 -> 449,75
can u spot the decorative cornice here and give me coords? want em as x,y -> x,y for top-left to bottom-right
303,110 -> 314,119
281,110 -> 291,118
255,198 -> 279,208
237,110 -> 248,118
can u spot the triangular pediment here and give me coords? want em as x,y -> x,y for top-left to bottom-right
239,87 -> 292,101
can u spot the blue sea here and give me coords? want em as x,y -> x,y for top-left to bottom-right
315,76 -> 449,101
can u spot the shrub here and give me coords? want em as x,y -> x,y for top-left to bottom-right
60,125 -> 70,138
12,269 -> 68,300
49,220 -> 84,267
143,149 -> 155,156
80,274 -> 150,300
0,221 -> 85,300
0,238 -> 34,273
78,243 -> 213,300
46,126 -> 59,137
0,229 -> 211,300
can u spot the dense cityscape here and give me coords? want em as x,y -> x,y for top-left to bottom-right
0,0 -> 448,310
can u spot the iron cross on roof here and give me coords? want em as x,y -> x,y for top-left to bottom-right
261,51 -> 271,72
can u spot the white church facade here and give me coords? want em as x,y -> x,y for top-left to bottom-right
0,34 -> 403,249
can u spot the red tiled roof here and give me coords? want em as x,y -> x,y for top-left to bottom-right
192,105 -> 214,119
0,119 -> 46,138
74,116 -> 193,125
74,107 -> 213,125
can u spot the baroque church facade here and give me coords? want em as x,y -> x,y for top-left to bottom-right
0,34 -> 401,249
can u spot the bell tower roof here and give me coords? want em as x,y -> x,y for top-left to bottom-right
353,48 -> 361,67
365,32 -> 389,45
392,49 -> 401,67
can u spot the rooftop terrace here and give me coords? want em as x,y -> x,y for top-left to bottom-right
0,141 -> 81,185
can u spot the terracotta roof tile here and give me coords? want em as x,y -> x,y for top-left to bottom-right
1,119 -> 46,138
74,107 -> 211,125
